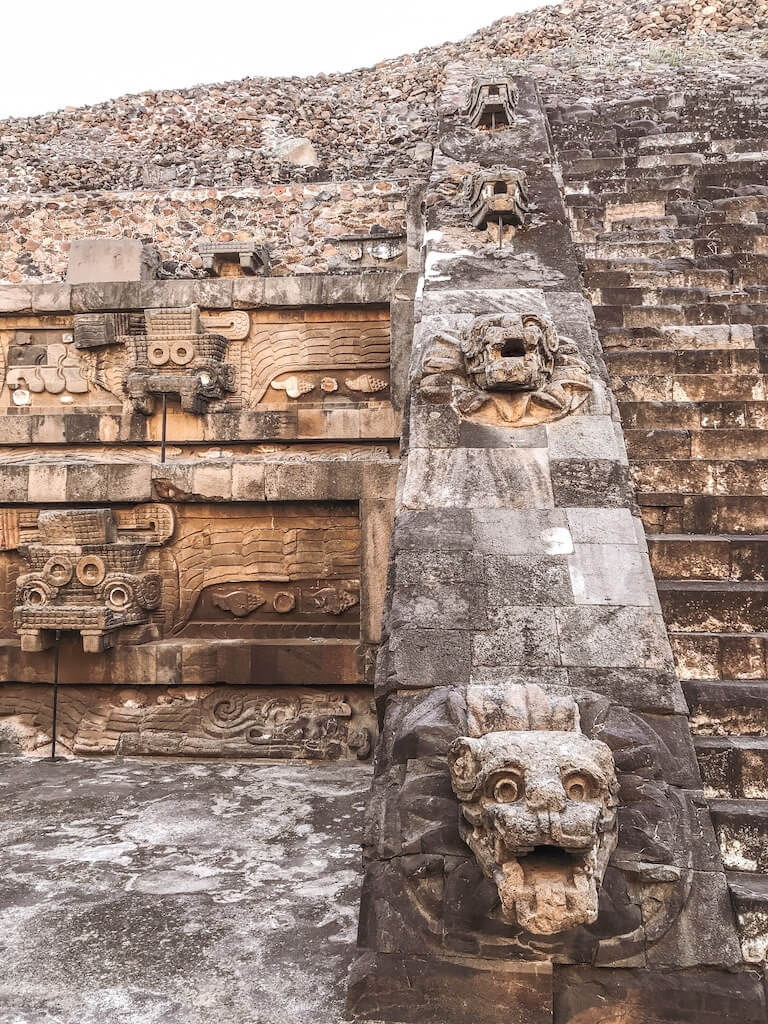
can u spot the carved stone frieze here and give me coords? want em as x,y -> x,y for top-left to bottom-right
12,506 -> 173,653
247,312 -> 390,407
200,687 -> 372,759
447,684 -> 619,936
465,77 -> 519,129
6,331 -> 87,402
0,683 -> 376,760
466,167 -> 529,232
0,502 -> 365,648
199,310 -> 251,340
420,311 -> 593,425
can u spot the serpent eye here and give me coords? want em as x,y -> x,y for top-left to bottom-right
563,772 -> 593,802
491,773 -> 523,803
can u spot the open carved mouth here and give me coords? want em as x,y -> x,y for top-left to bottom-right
516,845 -> 588,870
499,337 -> 526,358
496,842 -> 598,934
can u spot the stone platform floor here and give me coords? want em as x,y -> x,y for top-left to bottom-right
0,756 -> 372,1024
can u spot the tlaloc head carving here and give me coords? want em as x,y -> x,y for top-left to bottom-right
73,305 -> 236,415
448,685 -> 619,935
13,507 -> 172,653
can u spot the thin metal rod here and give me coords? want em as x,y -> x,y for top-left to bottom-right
160,393 -> 167,464
491,111 -> 496,132
498,214 -> 503,250
48,631 -> 61,762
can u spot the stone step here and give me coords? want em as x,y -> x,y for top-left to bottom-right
599,304 -> 768,330
625,428 -> 768,460
657,581 -> 768,634
593,285 -> 752,307
638,494 -> 768,536
606,349 -> 761,375
602,325 -> 755,352
695,737 -> 768,797
686,681 -> 768,738
582,240 -> 696,260
648,535 -> 768,581
588,268 -> 733,291
725,871 -> 768,964
606,215 -> 681,231
637,131 -> 711,153
709,799 -> 768,872
671,632 -> 768,681
592,227 -> 693,245
620,401 -> 768,430
631,459 -> 768,496
614,374 -> 766,403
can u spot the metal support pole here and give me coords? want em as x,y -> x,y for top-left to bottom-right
47,630 -> 65,763
160,393 -> 167,464
498,214 -> 503,251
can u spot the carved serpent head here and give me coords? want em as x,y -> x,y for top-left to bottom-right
448,729 -> 619,934
461,313 -> 558,393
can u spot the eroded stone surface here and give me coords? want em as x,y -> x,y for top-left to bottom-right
0,757 -> 371,1024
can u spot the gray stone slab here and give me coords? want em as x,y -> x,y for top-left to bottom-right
472,608 -> 560,668
0,757 -> 371,1024
67,239 -> 157,284
568,543 -> 660,609
565,508 -> 639,546
486,554 -> 574,608
546,415 -> 625,462
473,509 -> 572,555
402,448 -> 553,510
556,606 -> 675,670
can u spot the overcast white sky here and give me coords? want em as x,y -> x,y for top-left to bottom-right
0,1 -> 554,119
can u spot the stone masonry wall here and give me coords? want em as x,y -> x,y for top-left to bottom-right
0,183 -> 408,283
348,67 -> 758,1024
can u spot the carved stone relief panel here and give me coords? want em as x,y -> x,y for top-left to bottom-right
0,684 -> 375,761
74,305 -> 236,414
0,502 -> 362,648
420,311 -> 593,426
58,303 -> 393,416
246,306 -> 391,408
0,318 -> 101,410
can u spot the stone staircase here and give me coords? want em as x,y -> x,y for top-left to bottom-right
552,86 -> 768,964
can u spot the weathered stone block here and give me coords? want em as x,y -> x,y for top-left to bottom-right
553,966 -> 766,1024
384,628 -> 472,695
67,239 -> 157,284
403,449 -> 553,510
348,952 -> 553,1024
556,607 -> 674,669
472,608 -> 560,668
485,554 -> 574,608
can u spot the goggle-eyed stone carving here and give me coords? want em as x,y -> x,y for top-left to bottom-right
448,684 -> 618,935
13,506 -> 173,653
74,305 -> 235,415
465,77 -> 519,129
